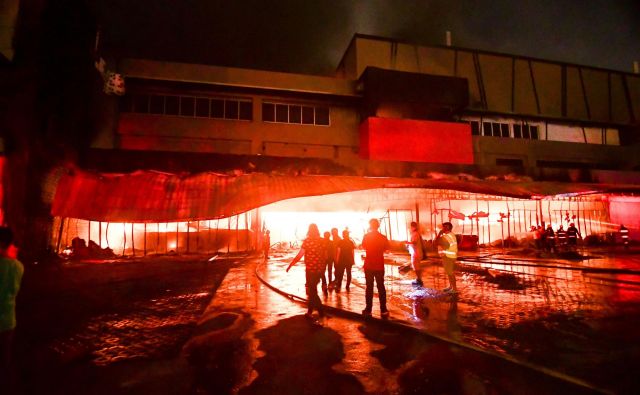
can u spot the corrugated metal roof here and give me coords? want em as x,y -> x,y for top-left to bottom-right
51,169 -> 640,222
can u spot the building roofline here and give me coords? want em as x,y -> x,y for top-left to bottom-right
119,58 -> 360,98
339,33 -> 639,77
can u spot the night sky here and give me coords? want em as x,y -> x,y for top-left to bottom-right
94,0 -> 640,75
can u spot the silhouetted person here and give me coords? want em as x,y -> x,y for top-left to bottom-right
545,224 -> 556,253
334,229 -> 355,292
567,223 -> 581,249
361,218 -> 390,318
556,225 -> 567,251
0,227 -> 23,388
263,230 -> 271,260
286,224 -> 327,319
323,231 -> 337,291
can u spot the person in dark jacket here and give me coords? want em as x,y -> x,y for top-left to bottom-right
334,229 -> 355,292
566,223 -> 582,249
361,219 -> 390,318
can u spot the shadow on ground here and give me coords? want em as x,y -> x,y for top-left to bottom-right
239,315 -> 364,395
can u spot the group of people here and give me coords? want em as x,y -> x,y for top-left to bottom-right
286,225 -> 358,319
532,222 -> 582,253
407,221 -> 458,293
286,219 -> 459,320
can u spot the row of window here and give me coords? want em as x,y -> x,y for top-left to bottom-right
120,94 -> 253,121
262,102 -> 330,126
469,121 -> 539,140
119,94 -> 331,126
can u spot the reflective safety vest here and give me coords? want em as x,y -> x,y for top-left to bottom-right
621,228 -> 629,239
440,232 -> 458,259
557,230 -> 567,243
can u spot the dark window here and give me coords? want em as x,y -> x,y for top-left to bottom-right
211,99 -> 224,118
239,101 -> 252,120
289,105 -> 302,124
530,125 -> 539,139
165,96 -> 179,115
133,94 -> 149,113
262,102 -> 275,122
225,100 -> 239,119
149,95 -> 164,114
119,95 -> 133,113
522,125 -> 530,139
500,123 -> 510,137
180,97 -> 195,116
513,124 -> 522,138
482,122 -> 492,136
195,98 -> 209,117
302,106 -> 314,124
315,106 -> 329,125
470,121 -> 480,135
275,104 -> 288,122
493,123 -> 502,137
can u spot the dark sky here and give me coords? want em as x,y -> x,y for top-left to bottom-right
95,0 -> 640,75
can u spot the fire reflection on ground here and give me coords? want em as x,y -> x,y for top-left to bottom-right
260,246 -> 640,389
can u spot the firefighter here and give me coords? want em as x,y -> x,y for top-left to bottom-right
545,224 -> 556,253
556,225 -> 567,251
620,224 -> 630,250
566,223 -> 581,249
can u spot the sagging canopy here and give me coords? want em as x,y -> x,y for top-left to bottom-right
51,169 -> 640,222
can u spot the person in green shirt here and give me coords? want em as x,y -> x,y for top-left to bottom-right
0,226 -> 23,374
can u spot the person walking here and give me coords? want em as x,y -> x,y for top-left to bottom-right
361,218 -> 390,318
286,224 -> 327,319
0,227 -> 24,387
334,229 -> 355,292
436,222 -> 458,293
407,221 -> 425,286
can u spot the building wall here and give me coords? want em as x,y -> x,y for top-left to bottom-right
344,35 -> 640,126
116,90 -> 361,164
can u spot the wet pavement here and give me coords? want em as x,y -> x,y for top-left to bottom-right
259,246 -> 640,394
9,247 -> 640,394
12,256 -> 238,394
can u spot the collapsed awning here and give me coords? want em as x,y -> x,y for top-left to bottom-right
51,169 -> 640,222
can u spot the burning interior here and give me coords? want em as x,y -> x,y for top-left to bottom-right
49,169 -> 639,258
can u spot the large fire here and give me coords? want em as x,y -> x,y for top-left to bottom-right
52,188 -> 623,258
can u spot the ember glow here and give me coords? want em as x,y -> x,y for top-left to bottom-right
52,188 -> 624,257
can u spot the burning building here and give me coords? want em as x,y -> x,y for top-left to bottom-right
4,28 -> 640,256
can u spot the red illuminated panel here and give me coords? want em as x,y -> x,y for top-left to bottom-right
359,117 -> 474,164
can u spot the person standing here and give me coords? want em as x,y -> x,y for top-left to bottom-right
566,223 -> 582,249
361,218 -> 390,318
321,231 -> 333,294
556,225 -> 567,251
545,224 -> 556,253
334,229 -> 355,292
263,230 -> 271,260
0,227 -> 24,385
407,222 -> 425,286
436,222 -> 458,293
286,224 -> 327,319
620,224 -> 630,250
